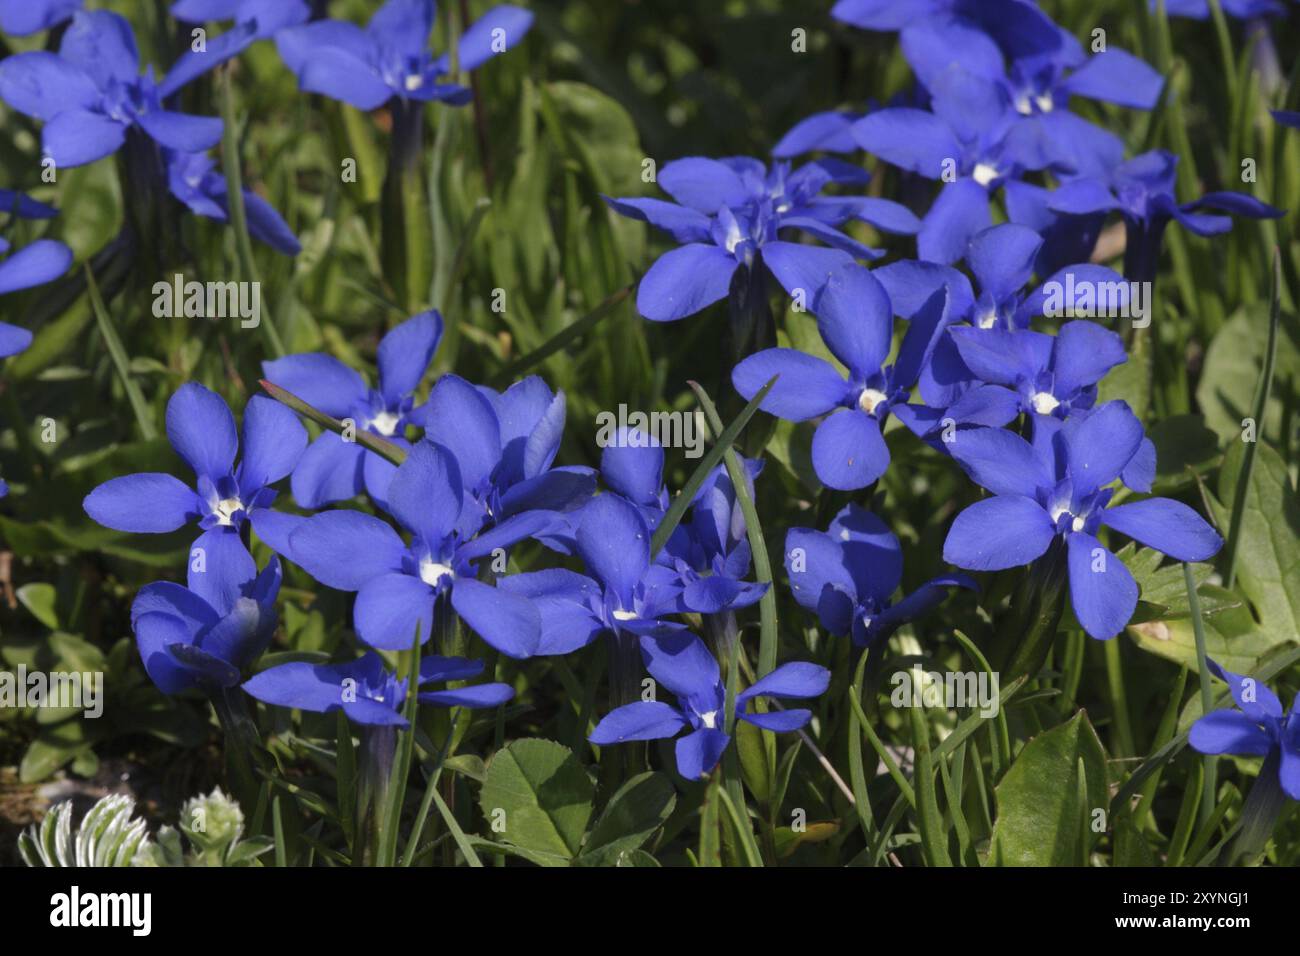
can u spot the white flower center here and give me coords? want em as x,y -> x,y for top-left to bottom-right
699,710 -> 718,729
858,388 -> 888,415
405,74 -> 424,91
214,497 -> 244,526
976,308 -> 998,329
612,609 -> 638,622
369,411 -> 401,436
419,560 -> 454,588
1035,93 -> 1054,113
1071,515 -> 1086,533
972,163 -> 1000,187
1030,391 -> 1060,415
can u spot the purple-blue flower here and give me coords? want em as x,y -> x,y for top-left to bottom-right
285,440 -> 551,656
606,156 -> 919,322
166,149 -> 302,255
275,0 -> 532,111
132,553 -> 281,694
589,631 -> 829,780
732,262 -> 948,490
1049,149 -> 1285,282
162,0 -> 312,95
243,651 -> 513,727
1190,659 -> 1300,800
83,382 -> 307,563
262,311 -> 442,509
942,402 -> 1222,639
0,0 -> 80,36
0,11 -> 223,168
786,504 -> 975,646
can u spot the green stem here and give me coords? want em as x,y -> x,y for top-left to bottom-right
1185,562 -> 1218,828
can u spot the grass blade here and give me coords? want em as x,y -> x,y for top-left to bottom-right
260,379 -> 408,466
488,282 -> 634,387
84,264 -> 155,440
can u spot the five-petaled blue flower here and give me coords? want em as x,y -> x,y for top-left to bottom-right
84,382 -> 307,565
262,311 -> 442,509
286,440 -> 552,656
606,156 -> 920,322
243,651 -> 513,727
589,631 -> 829,780
0,11 -> 223,168
275,0 -> 533,111
132,553 -> 281,694
1190,659 -> 1300,800
786,504 -> 975,646
943,402 -> 1222,639
732,262 -> 948,490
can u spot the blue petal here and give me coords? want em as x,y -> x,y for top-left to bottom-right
739,709 -> 812,732
289,432 -> 366,509
657,157 -> 751,212
0,239 -> 70,295
243,660 -> 347,713
0,51 -> 99,121
378,310 -> 442,405
450,578 -> 541,659
731,348 -> 846,421
948,426 -> 1053,498
288,509 -> 406,590
416,373 -> 500,493
772,110 -> 860,157
242,189 -> 302,256
577,493 -> 649,607
384,440 -> 464,545
852,108 -> 959,179
1205,659 -> 1284,722
874,260 -> 974,321
737,661 -> 830,703
166,382 -> 238,482
59,11 -> 138,88
600,436 -> 664,507
1067,531 -> 1138,640
814,263 -> 893,377
300,47 -> 393,109
1064,400 -> 1144,497
829,503 -> 902,604
188,527 -> 257,617
135,110 -> 223,153
967,223 -> 1042,301
420,683 -> 515,708
919,178 -> 992,266
353,572 -> 435,650
811,409 -> 888,490
134,612 -> 202,695
1100,499 -> 1222,562
1188,710 -> 1274,756
237,395 -> 307,492
674,727 -> 729,779
456,5 -> 534,71
418,655 -> 485,684
603,196 -> 711,244
158,21 -> 259,96
589,701 -> 688,744
42,110 -> 127,168
636,243 -> 737,322
760,240 -> 854,300
367,0 -> 433,60
949,327 -> 1052,386
1061,49 -> 1164,110
262,352 -> 368,419
640,630 -> 720,700
276,20 -> 375,75
83,473 -> 200,533
943,495 -> 1055,571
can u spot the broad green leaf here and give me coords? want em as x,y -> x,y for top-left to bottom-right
16,583 -> 59,630
580,771 -> 675,864
989,711 -> 1108,866
478,738 -> 594,863
1196,305 -> 1299,445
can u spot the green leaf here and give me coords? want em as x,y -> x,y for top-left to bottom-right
1196,304 -> 1298,446
478,738 -> 594,863
16,583 -> 59,630
579,772 -> 676,865
989,711 -> 1108,866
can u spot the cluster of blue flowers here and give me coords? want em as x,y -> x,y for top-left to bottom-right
5,0 -> 1291,802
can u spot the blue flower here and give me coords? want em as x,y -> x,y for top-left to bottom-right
589,631 -> 829,780
1190,659 -> 1299,800
945,319 -> 1127,421
262,311 -> 443,509
408,372 -> 596,530
942,402 -> 1222,639
275,0 -> 532,111
0,11 -> 223,168
0,239 -> 72,349
786,504 -> 975,646
243,651 -> 513,727
132,554 -> 281,694
732,262 -> 949,489
162,0 -> 312,96
1049,149 -> 1285,281
285,440 -> 552,656
1274,110 -> 1300,130
1155,0 -> 1284,19
661,457 -> 769,615
606,156 -> 919,321
166,149 -> 302,255
0,0 -> 81,37
83,382 -> 307,562
498,492 -> 688,656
